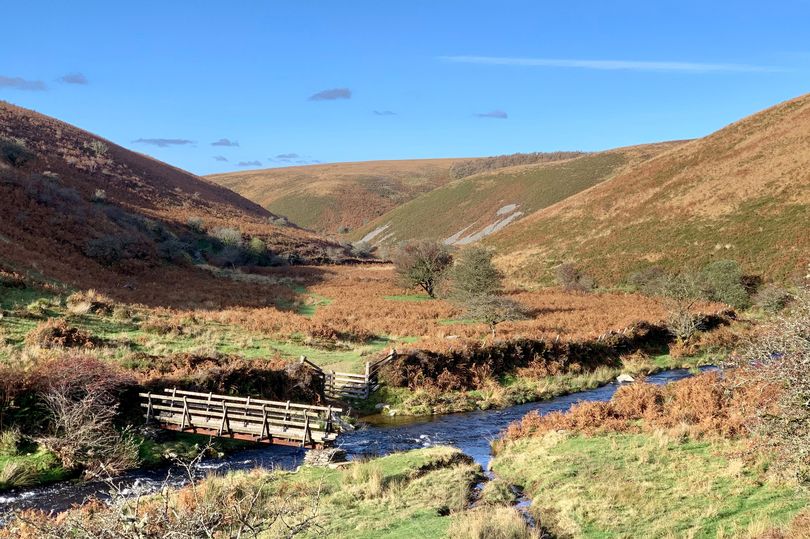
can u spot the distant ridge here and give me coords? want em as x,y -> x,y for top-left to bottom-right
489,93 -> 810,284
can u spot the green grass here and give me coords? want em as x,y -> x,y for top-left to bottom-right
0,448 -> 73,492
280,446 -> 480,539
0,289 -> 394,373
136,432 -> 254,467
351,151 -> 628,247
492,432 -> 808,538
383,294 -> 432,302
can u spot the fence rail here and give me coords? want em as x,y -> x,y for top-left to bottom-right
139,388 -> 343,448
301,350 -> 396,401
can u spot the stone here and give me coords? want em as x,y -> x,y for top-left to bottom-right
303,448 -> 348,467
617,374 -> 635,383
374,403 -> 386,410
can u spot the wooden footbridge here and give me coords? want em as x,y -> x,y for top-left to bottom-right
140,388 -> 343,448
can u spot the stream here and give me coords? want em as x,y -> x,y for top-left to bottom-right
0,368 -> 708,516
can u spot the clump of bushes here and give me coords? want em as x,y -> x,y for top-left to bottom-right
754,283 -> 793,313
449,151 -> 587,179
0,136 -> 33,167
556,262 -> 596,292
24,319 -> 98,349
66,289 -> 114,315
497,371 -> 769,445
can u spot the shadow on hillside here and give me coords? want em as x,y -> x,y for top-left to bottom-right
96,264 -> 337,311
524,306 -> 581,317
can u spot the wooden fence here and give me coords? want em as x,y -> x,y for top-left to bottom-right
139,388 -> 343,448
300,350 -> 396,401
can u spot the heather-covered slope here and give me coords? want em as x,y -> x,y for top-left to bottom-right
350,143 -> 681,249
0,101 -> 337,293
208,159 -> 468,233
489,93 -> 810,285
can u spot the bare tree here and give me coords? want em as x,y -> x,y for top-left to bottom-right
392,240 -> 453,298
464,294 -> 526,339
656,272 -> 704,345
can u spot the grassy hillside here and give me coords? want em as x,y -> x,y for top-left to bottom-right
350,143 -> 681,249
208,159 -> 469,233
0,101 -> 339,295
489,93 -> 810,285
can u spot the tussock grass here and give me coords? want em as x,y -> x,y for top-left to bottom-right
448,506 -> 538,539
492,432 -> 809,538
6,446 -> 482,538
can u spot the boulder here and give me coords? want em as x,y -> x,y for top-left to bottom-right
303,448 -> 348,467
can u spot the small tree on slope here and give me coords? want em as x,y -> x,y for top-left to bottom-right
392,240 -> 453,298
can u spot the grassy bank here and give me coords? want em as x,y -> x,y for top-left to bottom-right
0,431 -> 253,493
3,446 -> 528,538
0,449 -> 73,492
363,353 -> 712,416
492,431 -> 808,538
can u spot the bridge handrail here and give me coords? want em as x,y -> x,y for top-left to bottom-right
141,403 -> 326,430
159,388 -> 342,414
143,393 -> 335,418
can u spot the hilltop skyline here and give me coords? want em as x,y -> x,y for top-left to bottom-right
2,0 -> 809,175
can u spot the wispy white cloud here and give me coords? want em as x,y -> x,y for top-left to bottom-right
439,56 -> 781,73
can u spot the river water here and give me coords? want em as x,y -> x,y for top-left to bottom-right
0,368 -> 705,515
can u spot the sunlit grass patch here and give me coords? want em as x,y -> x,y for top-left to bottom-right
492,432 -> 809,538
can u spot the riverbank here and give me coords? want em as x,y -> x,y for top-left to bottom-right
0,430 -> 252,494
0,446 -> 537,539
362,352 -> 713,416
490,371 -> 810,537
1,369 -> 701,517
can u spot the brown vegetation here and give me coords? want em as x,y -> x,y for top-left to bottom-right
0,101 -> 343,297
497,371 -> 777,445
208,158 -> 466,233
492,93 -> 810,285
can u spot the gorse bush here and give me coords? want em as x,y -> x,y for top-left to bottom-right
450,246 -> 503,300
700,259 -> 750,309
555,262 -> 596,292
0,136 -> 33,167
212,226 -> 243,247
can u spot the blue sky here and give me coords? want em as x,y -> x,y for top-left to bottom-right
2,1 -> 809,175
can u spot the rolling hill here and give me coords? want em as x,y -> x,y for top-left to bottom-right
349,142 -> 683,249
207,159 -> 469,233
0,101 -> 338,297
489,93 -> 810,285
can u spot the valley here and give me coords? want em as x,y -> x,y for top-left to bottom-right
1,65 -> 808,538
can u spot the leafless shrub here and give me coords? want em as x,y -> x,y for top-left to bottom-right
555,262 -> 595,293
2,444 -> 322,538
38,387 -> 138,478
754,284 -> 793,313
731,287 -> 810,481
657,272 -> 704,345
212,227 -> 243,247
